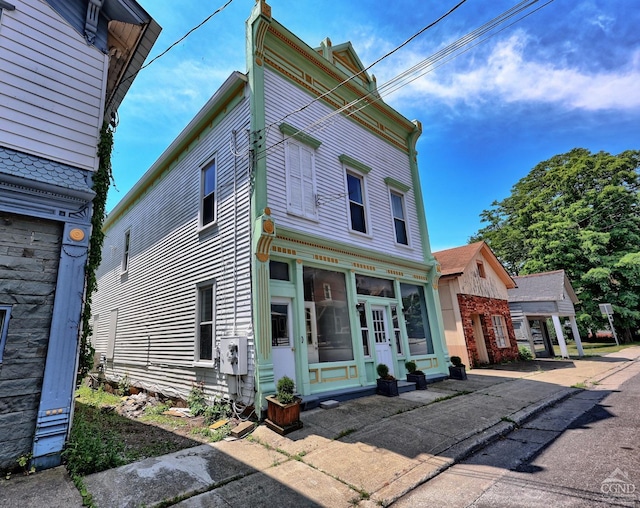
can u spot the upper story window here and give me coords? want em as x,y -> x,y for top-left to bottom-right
196,283 -> 215,363
285,140 -> 317,220
390,191 -> 408,245
280,123 -> 322,222
477,261 -> 486,278
347,172 -> 367,233
121,229 -> 131,273
339,155 -> 372,235
201,159 -> 216,227
0,305 -> 12,363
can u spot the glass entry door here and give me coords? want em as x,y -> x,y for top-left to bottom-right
372,305 -> 394,376
271,298 -> 296,385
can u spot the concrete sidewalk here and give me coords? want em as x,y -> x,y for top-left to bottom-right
2,347 -> 639,508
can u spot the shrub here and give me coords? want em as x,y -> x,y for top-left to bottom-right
276,376 -> 296,404
450,356 -> 464,367
518,346 -> 534,361
187,385 -> 207,416
203,398 -> 232,425
376,363 -> 396,380
62,404 -> 126,476
405,360 -> 424,375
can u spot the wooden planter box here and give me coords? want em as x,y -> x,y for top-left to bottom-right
265,395 -> 303,435
448,365 -> 467,380
376,378 -> 399,397
407,372 -> 428,390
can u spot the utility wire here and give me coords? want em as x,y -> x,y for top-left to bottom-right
253,0 -> 552,164
265,0 -> 469,132
114,0 -> 235,94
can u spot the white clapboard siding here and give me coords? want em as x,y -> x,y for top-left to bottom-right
264,70 -> 425,263
92,97 -> 253,402
0,0 -> 105,171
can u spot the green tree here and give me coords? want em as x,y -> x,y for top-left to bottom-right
471,148 -> 640,340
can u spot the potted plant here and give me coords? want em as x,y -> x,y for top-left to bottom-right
265,376 -> 303,435
448,356 -> 467,380
376,363 -> 399,397
405,360 -> 427,390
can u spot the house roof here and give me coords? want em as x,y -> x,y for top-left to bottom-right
433,241 -> 516,289
508,270 -> 578,304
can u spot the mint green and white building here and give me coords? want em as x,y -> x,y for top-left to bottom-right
92,1 -> 450,414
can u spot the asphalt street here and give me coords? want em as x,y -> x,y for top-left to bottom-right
392,357 -> 640,507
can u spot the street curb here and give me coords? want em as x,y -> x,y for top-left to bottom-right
377,356 -> 640,506
373,388 -> 579,506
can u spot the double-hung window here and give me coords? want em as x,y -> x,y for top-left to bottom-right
0,305 -> 12,363
197,283 -> 215,362
390,191 -> 408,245
492,315 -> 509,348
121,229 -> 131,273
347,172 -> 367,233
201,159 -> 216,227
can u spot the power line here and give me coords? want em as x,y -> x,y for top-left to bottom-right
116,0 -> 235,93
265,0 -> 469,132
253,0 -> 553,164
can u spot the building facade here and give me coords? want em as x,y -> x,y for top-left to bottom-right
434,242 -> 519,368
0,0 -> 159,469
91,1 -> 449,414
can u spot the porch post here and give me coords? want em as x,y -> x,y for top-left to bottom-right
551,314 -> 569,358
569,315 -> 584,357
522,316 -> 537,358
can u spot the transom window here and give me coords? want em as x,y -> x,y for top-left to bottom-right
197,284 -> 215,362
347,172 -> 367,233
390,191 -> 408,245
492,315 -> 509,348
0,305 -> 12,363
201,160 -> 216,226
355,274 -> 395,298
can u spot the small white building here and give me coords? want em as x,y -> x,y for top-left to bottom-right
508,270 -> 584,358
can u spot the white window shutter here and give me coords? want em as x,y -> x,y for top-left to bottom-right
288,143 -> 303,214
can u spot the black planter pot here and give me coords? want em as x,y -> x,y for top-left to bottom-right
448,365 -> 467,380
376,378 -> 399,397
407,372 -> 428,390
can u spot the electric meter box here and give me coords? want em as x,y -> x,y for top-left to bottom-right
219,337 -> 248,375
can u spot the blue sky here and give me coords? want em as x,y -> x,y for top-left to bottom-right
109,0 -> 640,252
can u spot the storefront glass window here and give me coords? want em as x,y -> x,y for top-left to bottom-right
303,267 -> 354,362
400,283 -> 434,355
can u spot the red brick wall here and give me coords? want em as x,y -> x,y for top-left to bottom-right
457,294 -> 519,367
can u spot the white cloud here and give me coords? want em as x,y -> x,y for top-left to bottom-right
376,33 -> 640,112
123,59 -> 236,118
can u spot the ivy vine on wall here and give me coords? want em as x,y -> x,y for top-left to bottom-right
78,122 -> 113,382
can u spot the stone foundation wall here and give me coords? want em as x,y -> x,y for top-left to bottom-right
457,294 -> 519,367
0,212 -> 61,470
